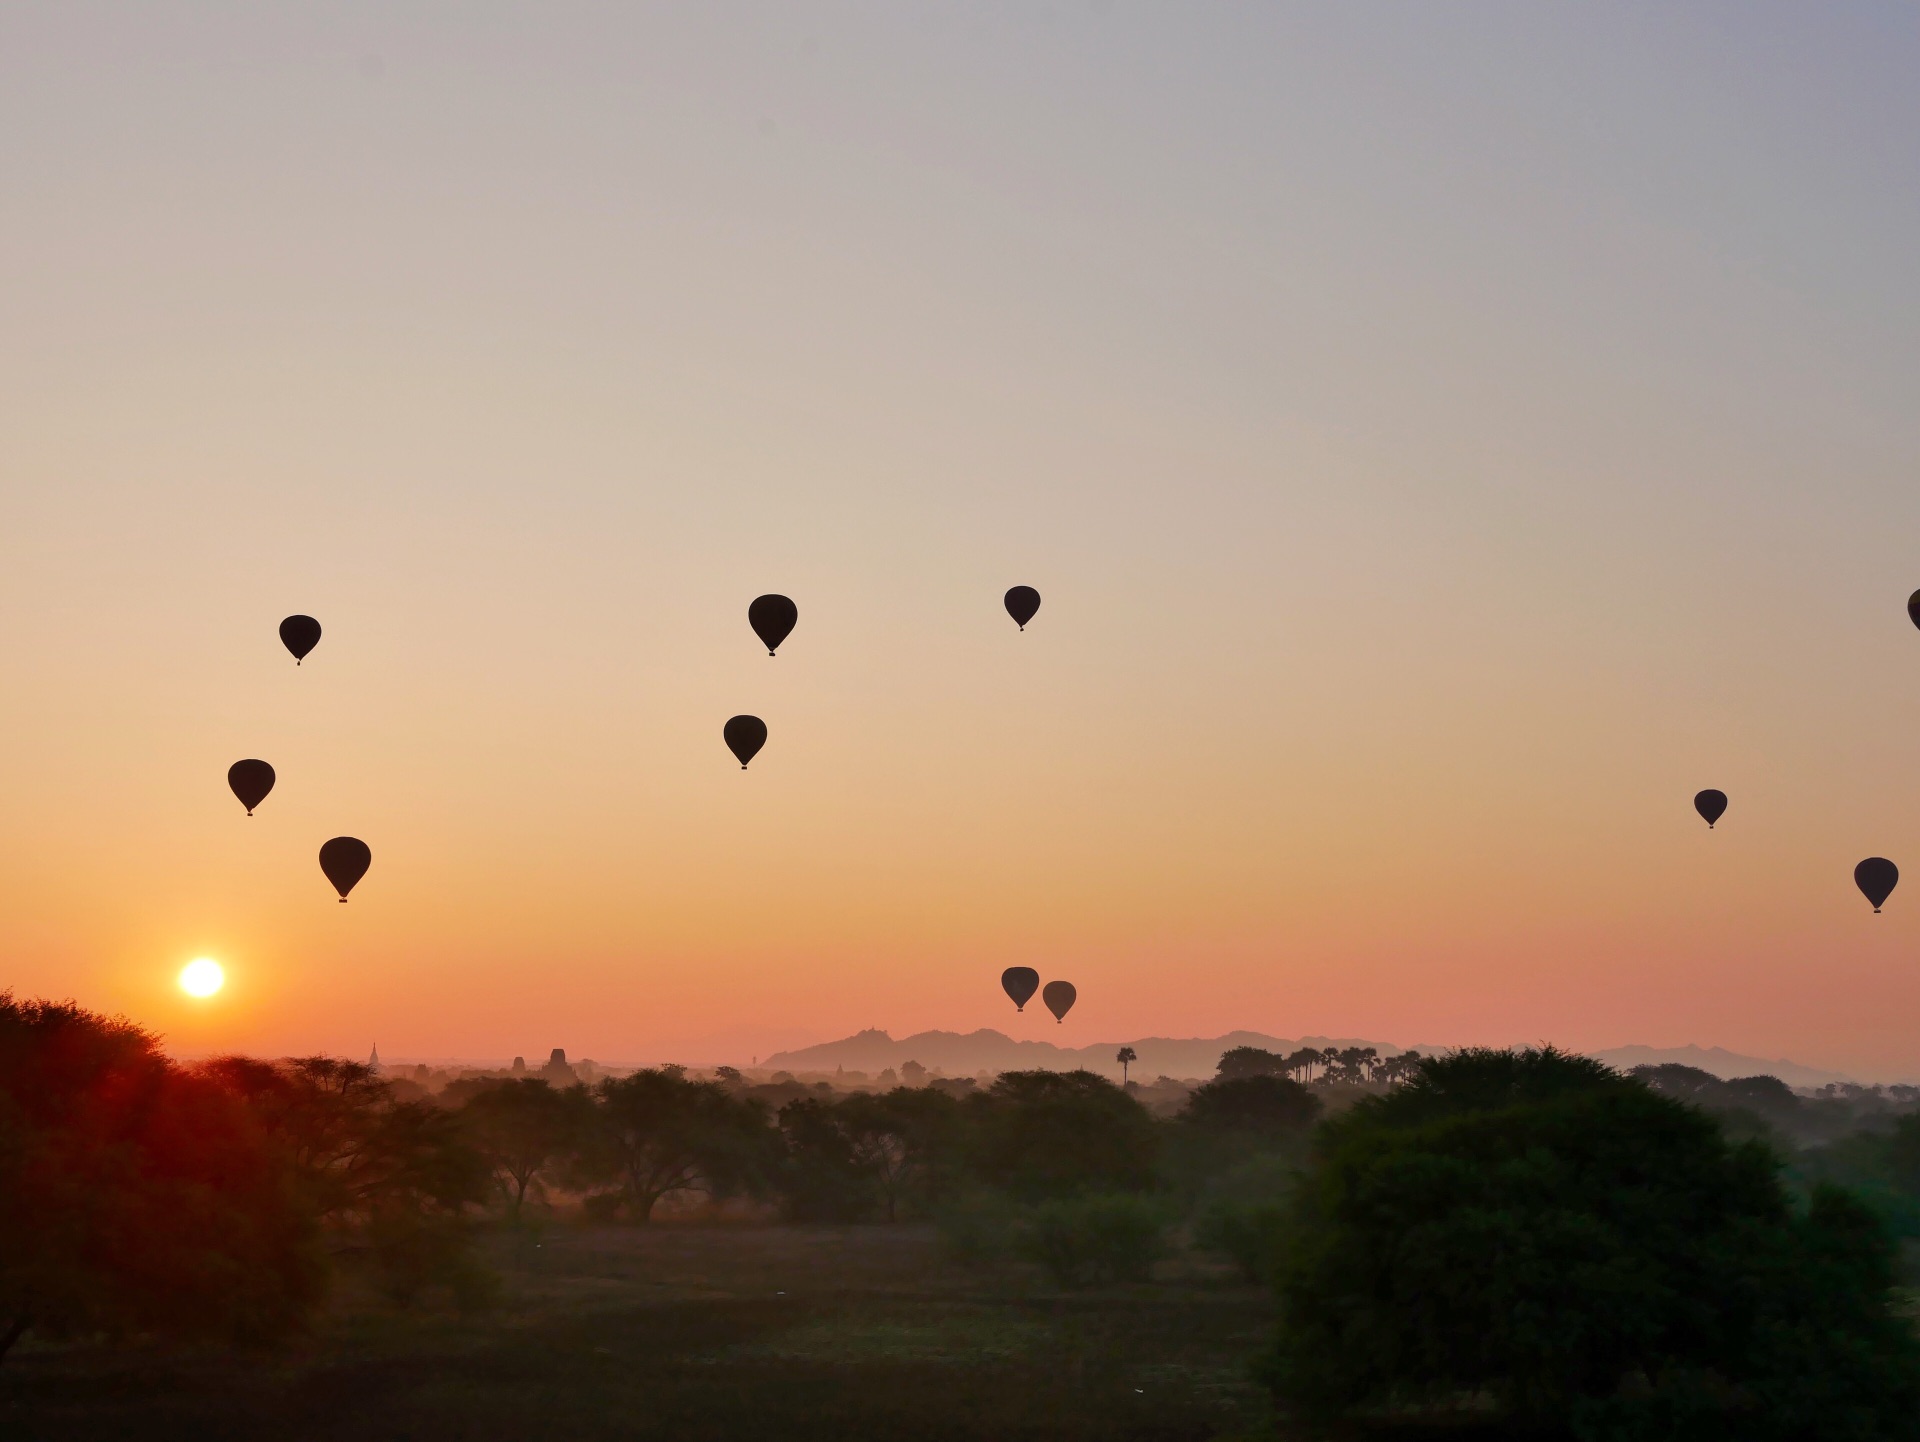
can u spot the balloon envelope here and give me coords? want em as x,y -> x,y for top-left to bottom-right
1001,967 -> 1040,1012
1693,789 -> 1727,828
724,715 -> 768,769
748,594 -> 798,655
279,615 -> 322,663
1856,857 -> 1899,912
1041,980 -> 1076,1023
228,759 -> 276,815
1909,589 -> 1920,632
1004,586 -> 1041,630
319,836 -> 372,902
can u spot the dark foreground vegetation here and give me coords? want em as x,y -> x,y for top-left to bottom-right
5,995 -> 1920,1439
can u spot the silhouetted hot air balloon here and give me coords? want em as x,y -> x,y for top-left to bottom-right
1041,980 -> 1076,1024
1004,586 -> 1041,631
280,615 -> 322,664
725,715 -> 768,769
1909,589 -> 1920,632
1001,967 -> 1039,1012
228,759 -> 276,816
749,595 -> 798,656
319,837 -> 372,902
1856,857 -> 1899,913
1694,790 -> 1727,829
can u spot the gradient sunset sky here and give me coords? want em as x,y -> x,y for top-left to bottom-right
5,5 -> 1920,1077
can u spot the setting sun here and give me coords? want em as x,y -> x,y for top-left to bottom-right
178,958 -> 224,998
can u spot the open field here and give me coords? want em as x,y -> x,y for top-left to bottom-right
0,1223 -> 1288,1442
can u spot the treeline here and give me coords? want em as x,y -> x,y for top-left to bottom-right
0,996 -> 1327,1357
14,994 -> 1920,1434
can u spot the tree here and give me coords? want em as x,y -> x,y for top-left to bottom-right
580,1069 -> 772,1221
1180,1074 -> 1321,1142
0,997 -> 323,1361
778,1088 -> 962,1222
458,1078 -> 586,1219
841,1088 -> 961,1221
1215,1046 -> 1285,1081
205,1054 -> 492,1307
966,1070 -> 1159,1201
1262,1047 -> 1920,1436
204,1056 -> 488,1226
1116,1046 -> 1137,1086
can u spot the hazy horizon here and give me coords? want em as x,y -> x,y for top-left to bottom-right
8,5 -> 1920,1078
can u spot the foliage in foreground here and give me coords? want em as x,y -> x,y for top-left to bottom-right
1261,1046 -> 1920,1439
0,996 -> 324,1360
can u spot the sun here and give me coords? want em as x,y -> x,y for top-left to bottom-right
179,958 -> 225,998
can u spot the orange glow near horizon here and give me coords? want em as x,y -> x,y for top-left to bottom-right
5,9 -> 1920,1080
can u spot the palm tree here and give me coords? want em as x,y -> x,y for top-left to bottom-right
1116,1046 -> 1138,1086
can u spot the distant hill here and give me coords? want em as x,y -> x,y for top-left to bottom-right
761,1029 -> 1864,1091
761,1028 -> 1409,1082
1588,1044 -> 1855,1091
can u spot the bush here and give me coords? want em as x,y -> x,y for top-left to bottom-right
366,1210 -> 497,1312
1260,1047 -> 1920,1437
934,1190 -> 1022,1267
1018,1194 -> 1168,1287
1193,1197 -> 1288,1283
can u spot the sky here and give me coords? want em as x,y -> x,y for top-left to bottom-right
4,4 -> 1920,1078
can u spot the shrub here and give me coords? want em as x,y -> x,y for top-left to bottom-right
934,1190 -> 1022,1267
1018,1193 -> 1168,1287
1192,1197 -> 1288,1283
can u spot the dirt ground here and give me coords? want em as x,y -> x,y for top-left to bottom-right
0,1222 -> 1286,1441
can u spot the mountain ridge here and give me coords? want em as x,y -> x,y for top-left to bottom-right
761,1029 -> 1863,1090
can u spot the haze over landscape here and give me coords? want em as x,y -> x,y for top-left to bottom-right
7,4 -> 1920,1076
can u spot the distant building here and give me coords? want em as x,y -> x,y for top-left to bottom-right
541,1047 -> 577,1083
511,1056 -> 526,1074
367,1044 -> 381,1074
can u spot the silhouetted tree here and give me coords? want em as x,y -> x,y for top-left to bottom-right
1215,1046 -> 1285,1081
458,1077 -> 587,1219
1116,1046 -> 1137,1086
1280,1048 -> 1322,1082
1263,1047 -> 1920,1436
204,1056 -> 488,1225
966,1070 -> 1158,1201
1180,1074 -> 1321,1142
579,1069 -> 771,1221
0,997 -> 323,1361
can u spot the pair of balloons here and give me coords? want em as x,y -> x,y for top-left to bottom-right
1695,790 -> 1899,913
725,595 -> 794,769
728,595 -> 793,769
1001,967 -> 1076,1023
227,760 -> 371,901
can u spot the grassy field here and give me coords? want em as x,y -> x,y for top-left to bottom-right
0,1222 -> 1288,1441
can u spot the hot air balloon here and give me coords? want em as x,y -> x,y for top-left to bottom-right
280,615 -> 322,664
725,715 -> 768,769
319,837 -> 372,902
228,759 -> 275,816
1694,790 -> 1727,829
1001,967 -> 1039,1012
1004,586 -> 1041,631
749,595 -> 798,656
1041,980 -> 1076,1024
1856,857 -> 1899,913
1909,589 -> 1920,632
